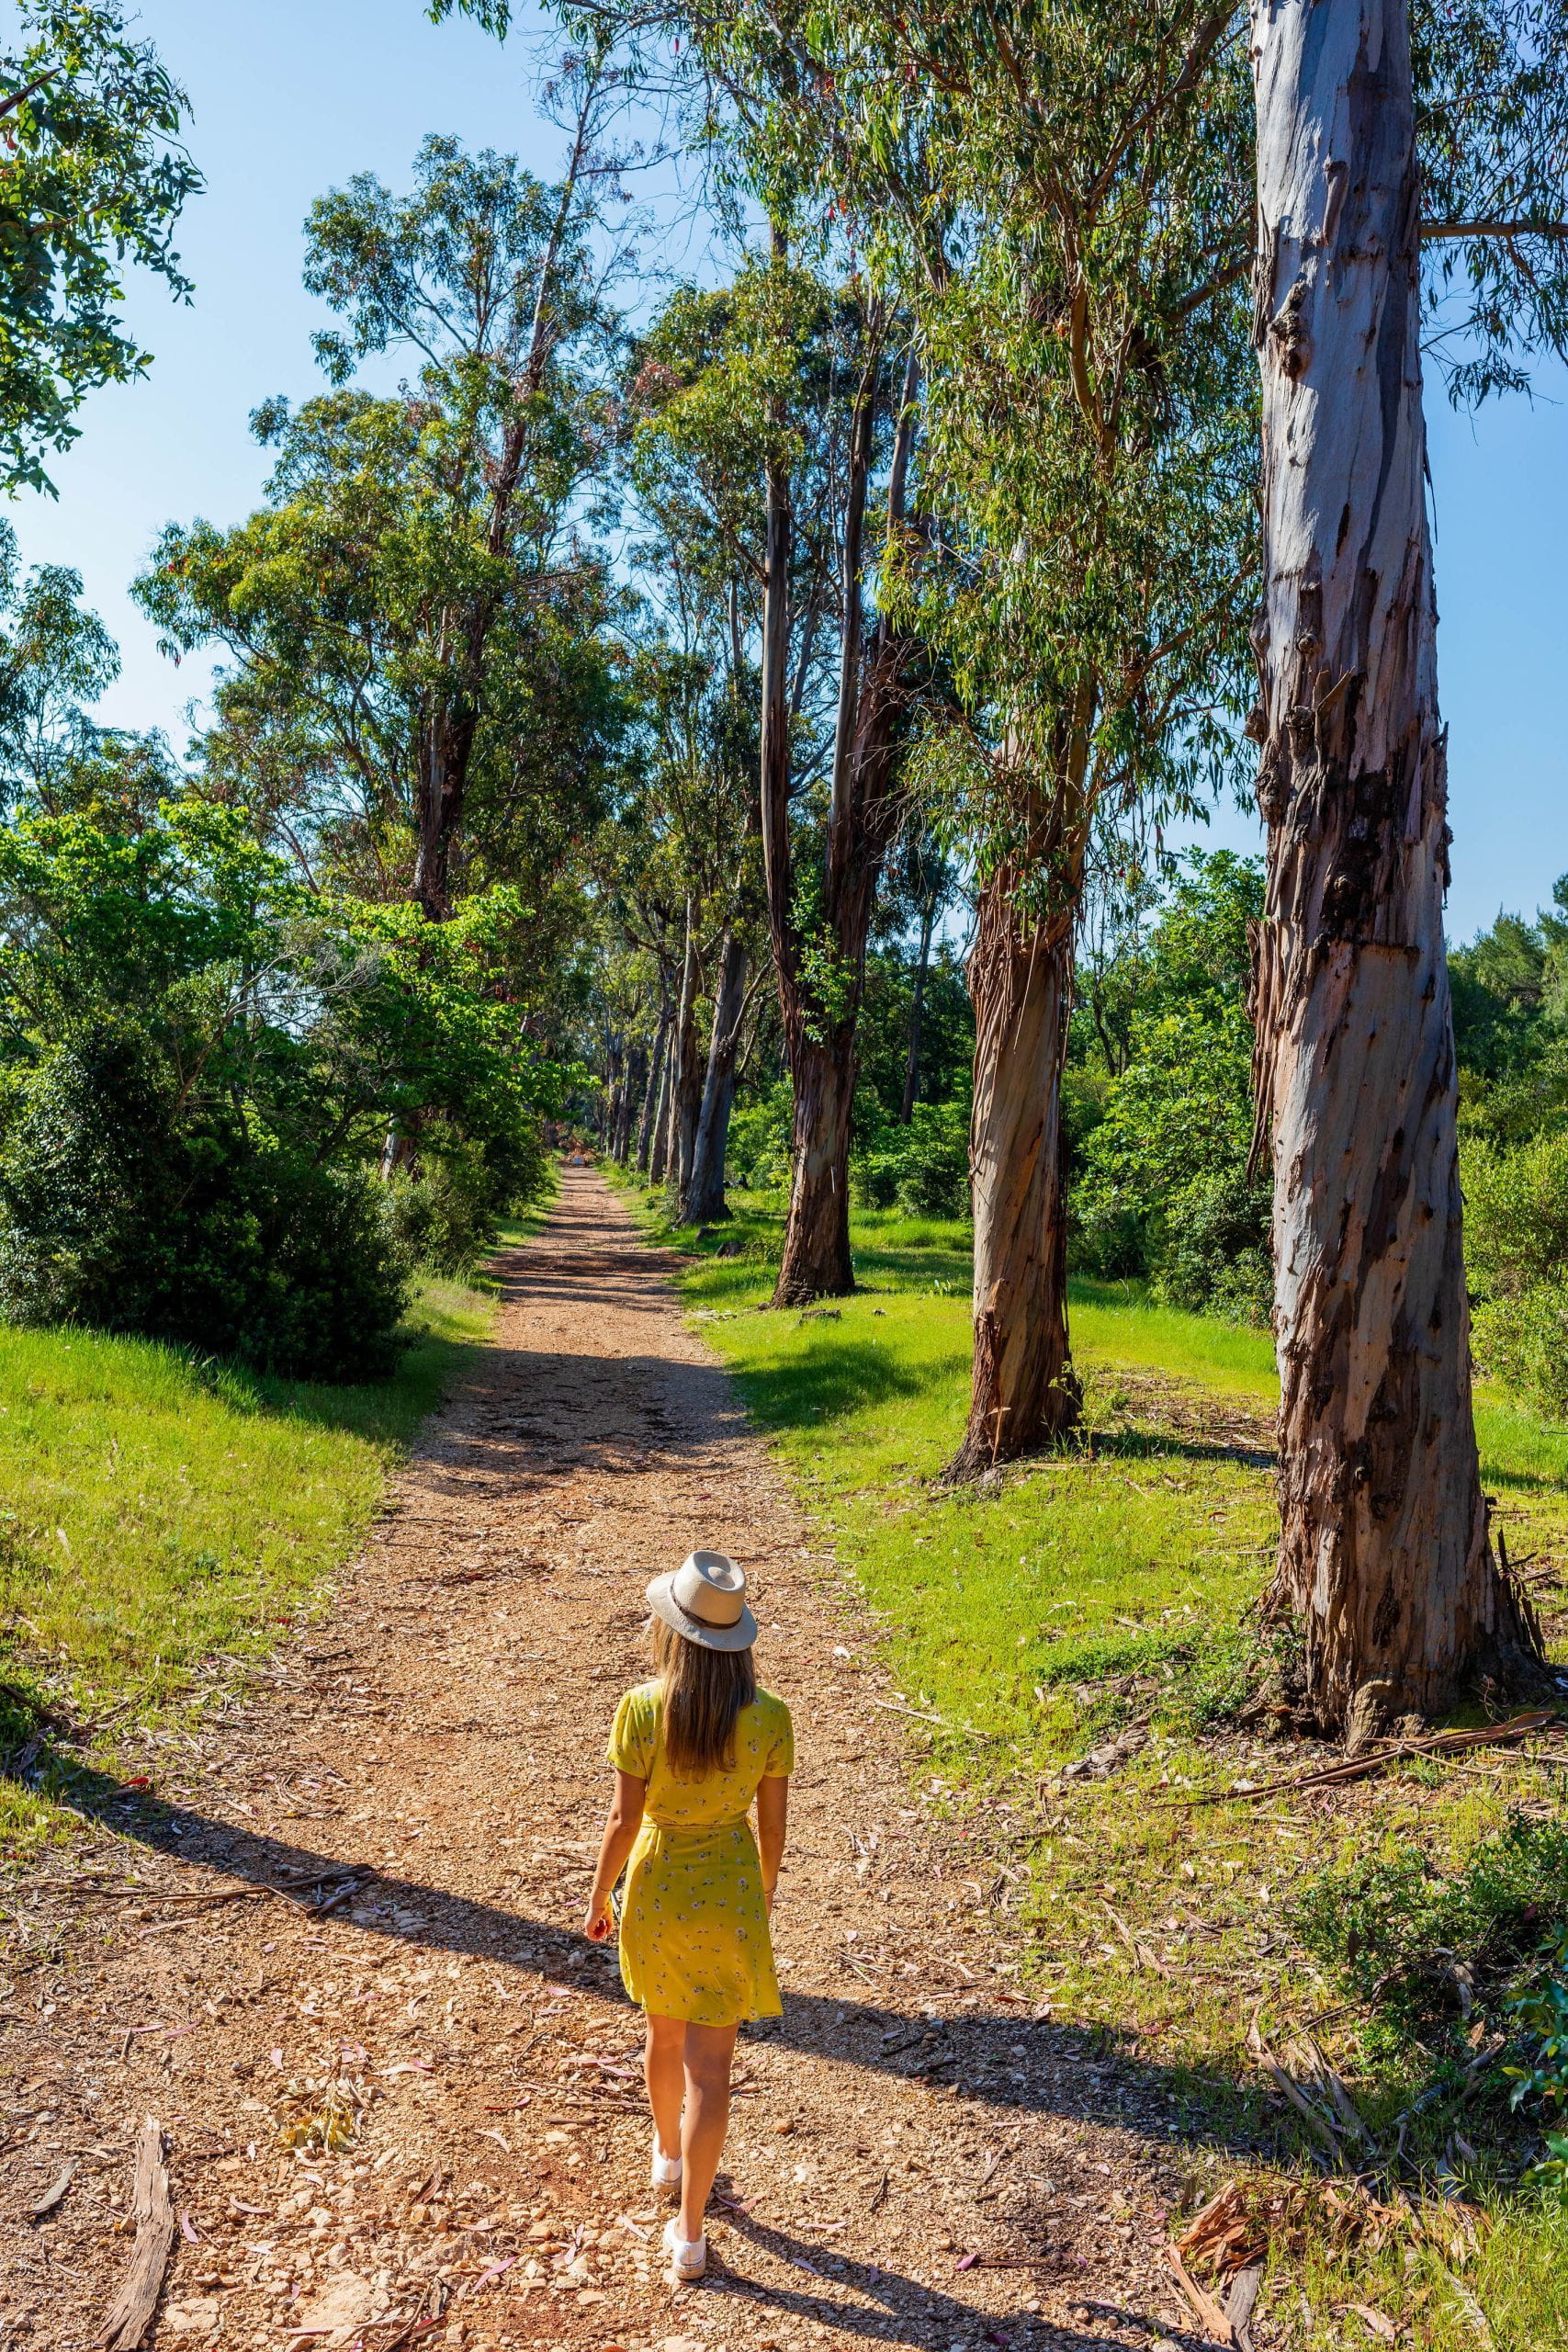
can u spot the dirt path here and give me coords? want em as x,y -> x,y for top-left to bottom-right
5,1170 -> 1214,2352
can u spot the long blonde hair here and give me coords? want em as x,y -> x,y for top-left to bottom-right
652,1618 -> 756,1778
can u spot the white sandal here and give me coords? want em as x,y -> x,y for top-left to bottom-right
651,2137 -> 682,2194
663,2214 -> 706,2281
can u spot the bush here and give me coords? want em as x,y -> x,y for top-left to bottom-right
379,1118 -> 532,1277
1154,1168 -> 1274,1324
897,1100 -> 970,1216
1472,1282 -> 1568,1419
855,1099 -> 971,1218
1461,1130 -> 1568,1414
0,808 -> 564,1382
727,1080 -> 793,1192
1292,1813 -> 1568,2052
1505,1924 -> 1568,2129
1463,1127 -> 1568,1300
0,1023 -> 408,1380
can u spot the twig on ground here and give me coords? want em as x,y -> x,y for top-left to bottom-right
1169,1712 -> 1562,1807
1166,2242 -> 1238,2346
866,1697 -> 951,1729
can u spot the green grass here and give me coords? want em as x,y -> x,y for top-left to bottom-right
0,1208 -> 546,1860
609,1168 -> 1568,2349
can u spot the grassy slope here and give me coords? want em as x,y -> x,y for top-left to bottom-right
613,1173 -> 1568,2351
0,1208 -> 546,1860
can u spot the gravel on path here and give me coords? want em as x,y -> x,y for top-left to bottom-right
3,1167 -> 1210,2352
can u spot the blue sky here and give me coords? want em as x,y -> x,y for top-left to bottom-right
13,0 -> 1568,944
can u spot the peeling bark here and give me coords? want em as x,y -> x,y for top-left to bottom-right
775,1033 -> 859,1303
1249,0 -> 1541,1724
946,876 -> 1079,1479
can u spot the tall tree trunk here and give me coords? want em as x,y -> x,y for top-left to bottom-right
637,1001 -> 671,1175
900,894 -> 936,1123
761,330 -> 920,1306
412,705 -> 477,921
684,926 -> 748,1225
603,1033 -> 624,1153
772,612 -> 916,1306
774,1033 -> 858,1302
407,74 -> 604,925
648,1028 -> 674,1186
945,876 -> 1078,1479
1249,0 -> 1540,1726
615,1043 -> 645,1163
665,899 -> 703,1210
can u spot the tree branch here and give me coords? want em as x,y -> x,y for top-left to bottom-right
1422,216 -> 1568,243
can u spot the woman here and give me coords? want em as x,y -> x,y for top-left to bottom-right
583,1551 -> 792,2282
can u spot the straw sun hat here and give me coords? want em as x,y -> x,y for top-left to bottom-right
646,1550 -> 758,1653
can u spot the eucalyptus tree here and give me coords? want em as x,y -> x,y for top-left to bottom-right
0,0 -> 200,491
300,102 -> 626,919
1246,0 -> 1567,1725
0,523 -> 118,811
606,580 -> 761,1218
138,131 -> 622,945
633,258 -> 923,1295
660,2 -> 1258,1461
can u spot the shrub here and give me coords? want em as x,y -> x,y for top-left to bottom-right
855,1099 -> 971,1218
896,1100 -> 970,1216
1463,1128 -> 1568,1300
727,1081 -> 793,1192
0,1023 -> 408,1380
1505,1924 -> 1568,2125
1461,1130 -> 1568,1414
1154,1168 -> 1274,1324
0,808 -> 562,1379
1292,1814 -> 1568,2052
380,1120 -> 527,1277
1472,1282 -> 1568,1419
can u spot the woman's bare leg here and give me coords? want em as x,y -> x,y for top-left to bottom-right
678,2021 -> 739,2242
644,2014 -> 685,2164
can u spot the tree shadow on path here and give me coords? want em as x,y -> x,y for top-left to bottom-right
15,1746 -> 1270,2174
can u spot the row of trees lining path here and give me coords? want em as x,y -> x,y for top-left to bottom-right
570,0 -> 1559,1735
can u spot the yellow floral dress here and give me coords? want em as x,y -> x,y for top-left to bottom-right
607,1680 -> 794,2027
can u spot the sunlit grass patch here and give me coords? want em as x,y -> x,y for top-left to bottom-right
615,1159 -> 1568,2343
0,1216 -> 535,1863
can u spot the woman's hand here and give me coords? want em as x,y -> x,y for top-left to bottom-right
757,1777 -> 788,1919
584,1769 -> 645,1949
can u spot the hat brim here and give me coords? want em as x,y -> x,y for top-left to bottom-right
646,1570 -> 758,1653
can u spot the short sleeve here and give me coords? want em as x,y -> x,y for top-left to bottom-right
761,1696 -> 794,1779
608,1685 -> 656,1779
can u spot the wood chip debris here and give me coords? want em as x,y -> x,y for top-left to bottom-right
28,2160 -> 76,2220
97,2114 -> 175,2350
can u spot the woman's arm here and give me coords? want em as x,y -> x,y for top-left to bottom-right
583,1769 -> 647,1941
756,1774 -> 789,1913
